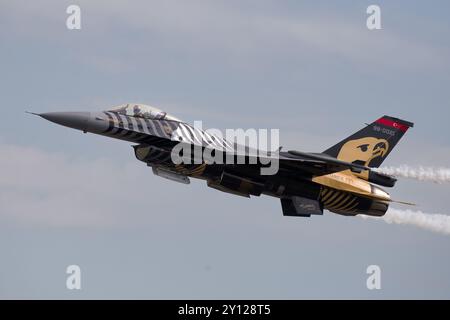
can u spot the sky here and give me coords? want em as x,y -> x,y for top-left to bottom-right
0,0 -> 449,299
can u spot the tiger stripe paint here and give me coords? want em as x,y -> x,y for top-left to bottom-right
327,193 -> 347,208
190,163 -> 207,176
319,186 -> 364,215
335,198 -> 358,212
152,120 -> 165,137
103,112 -> 115,133
323,190 -> 341,204
190,126 -> 204,145
321,189 -> 335,202
332,195 -> 354,211
179,123 -> 194,144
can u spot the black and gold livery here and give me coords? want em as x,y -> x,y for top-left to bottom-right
33,104 -> 414,218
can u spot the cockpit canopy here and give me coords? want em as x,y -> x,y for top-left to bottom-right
108,103 -> 181,122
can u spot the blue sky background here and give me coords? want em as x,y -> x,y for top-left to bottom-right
0,0 -> 449,298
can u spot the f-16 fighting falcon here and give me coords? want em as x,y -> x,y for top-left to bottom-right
30,103 -> 414,218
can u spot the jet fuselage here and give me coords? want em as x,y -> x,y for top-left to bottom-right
35,104 -> 413,218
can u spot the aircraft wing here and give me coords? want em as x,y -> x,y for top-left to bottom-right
278,150 -> 371,175
125,117 -> 371,176
227,149 -> 371,176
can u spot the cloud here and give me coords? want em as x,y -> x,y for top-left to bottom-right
1,0 -> 447,71
0,139 -> 274,230
0,141 -> 184,228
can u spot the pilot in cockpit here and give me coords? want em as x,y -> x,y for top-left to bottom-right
109,103 -> 181,122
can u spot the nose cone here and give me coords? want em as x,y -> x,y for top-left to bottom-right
39,112 -> 91,131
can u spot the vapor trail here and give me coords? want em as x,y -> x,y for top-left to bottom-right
375,165 -> 450,183
361,208 -> 450,235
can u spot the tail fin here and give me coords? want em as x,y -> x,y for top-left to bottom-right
323,115 -> 414,168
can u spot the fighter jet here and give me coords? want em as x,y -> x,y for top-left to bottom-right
31,103 -> 414,217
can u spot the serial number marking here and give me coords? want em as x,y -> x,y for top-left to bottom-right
373,125 -> 396,136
